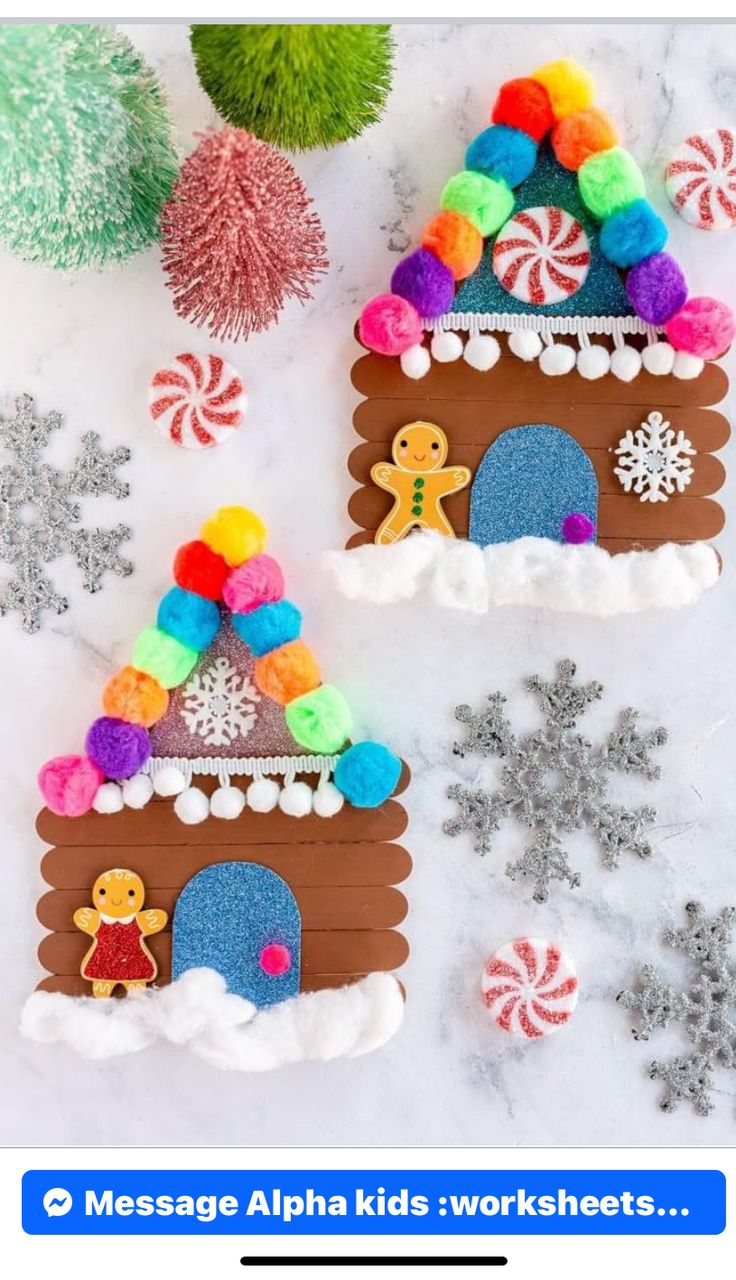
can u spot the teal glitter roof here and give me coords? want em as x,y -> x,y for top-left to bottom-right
452,143 -> 634,319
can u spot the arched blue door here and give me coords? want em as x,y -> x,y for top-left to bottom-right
172,862 -> 301,1008
469,425 -> 598,546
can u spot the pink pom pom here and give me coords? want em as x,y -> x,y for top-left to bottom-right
666,296 -> 736,360
38,754 -> 104,817
223,554 -> 284,614
358,293 -> 423,356
259,943 -> 292,976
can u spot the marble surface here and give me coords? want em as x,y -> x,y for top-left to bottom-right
3,22 -> 736,1146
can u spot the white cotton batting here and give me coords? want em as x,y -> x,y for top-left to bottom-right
20,971 -> 404,1071
325,535 -> 720,617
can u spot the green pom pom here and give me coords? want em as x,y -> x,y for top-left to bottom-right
0,24 -> 178,269
440,171 -> 514,236
578,146 -> 646,221
285,685 -> 353,754
132,626 -> 198,690
190,24 -> 393,150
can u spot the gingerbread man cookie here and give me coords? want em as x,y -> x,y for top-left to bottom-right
74,868 -> 168,998
370,421 -> 471,545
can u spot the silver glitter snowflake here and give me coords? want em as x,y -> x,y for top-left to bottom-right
444,659 -> 667,903
0,394 -> 132,633
618,902 -> 736,1116
613,410 -> 696,503
181,655 -> 260,748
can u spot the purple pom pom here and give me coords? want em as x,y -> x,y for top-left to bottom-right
626,252 -> 688,325
390,247 -> 455,319
562,513 -> 595,545
85,716 -> 151,780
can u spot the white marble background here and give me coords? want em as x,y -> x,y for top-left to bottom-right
2,22 -> 736,1146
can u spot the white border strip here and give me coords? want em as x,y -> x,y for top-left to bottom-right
427,312 -> 657,337
144,754 -> 339,780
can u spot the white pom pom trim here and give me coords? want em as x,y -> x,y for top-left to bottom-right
673,351 -> 705,380
246,778 -> 281,814
174,786 -> 210,825
93,782 -> 124,815
210,786 -> 246,820
508,330 -> 543,362
463,334 -> 500,372
610,344 -> 643,382
313,781 -> 345,818
642,341 -> 676,376
152,765 -> 187,797
576,344 -> 610,380
430,331 -> 463,363
539,342 -> 576,376
400,343 -> 431,380
278,781 -> 314,818
122,773 -> 154,810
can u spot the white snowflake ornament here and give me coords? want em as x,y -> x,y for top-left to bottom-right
180,655 -> 260,748
613,410 -> 696,503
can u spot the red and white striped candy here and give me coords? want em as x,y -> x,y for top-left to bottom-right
665,128 -> 736,230
149,353 -> 247,450
492,206 -> 591,306
481,938 -> 579,1039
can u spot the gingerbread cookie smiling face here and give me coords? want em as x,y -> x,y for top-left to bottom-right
371,421 -> 471,545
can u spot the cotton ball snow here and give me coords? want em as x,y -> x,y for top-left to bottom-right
463,334 -> 500,371
673,351 -> 704,380
93,782 -> 124,814
313,781 -> 345,818
399,343 -> 431,380
508,329 -> 543,361
246,778 -> 280,813
122,773 -> 154,809
642,342 -> 676,376
278,781 -> 313,817
174,786 -> 210,824
576,345 -> 610,380
210,786 -> 246,820
152,765 -> 187,797
610,345 -> 642,382
539,343 -> 576,376
430,330 -> 463,362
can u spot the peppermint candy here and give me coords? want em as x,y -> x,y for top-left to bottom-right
666,128 -> 736,231
492,206 -> 591,306
481,938 -> 579,1038
149,353 -> 247,450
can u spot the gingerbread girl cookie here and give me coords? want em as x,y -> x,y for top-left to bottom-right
370,421 -> 471,545
74,868 -> 167,998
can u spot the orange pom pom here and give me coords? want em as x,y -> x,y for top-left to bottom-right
102,666 -> 169,728
551,107 -> 618,171
421,210 -> 483,281
254,640 -> 321,706
492,77 -> 554,142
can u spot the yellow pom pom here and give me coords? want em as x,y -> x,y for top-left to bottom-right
200,507 -> 267,567
531,58 -> 595,121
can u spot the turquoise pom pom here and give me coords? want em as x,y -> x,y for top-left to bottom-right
334,741 -> 402,808
465,124 -> 537,189
157,586 -> 220,652
232,599 -> 302,656
599,199 -> 667,268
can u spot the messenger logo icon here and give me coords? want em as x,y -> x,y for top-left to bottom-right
43,1187 -> 73,1217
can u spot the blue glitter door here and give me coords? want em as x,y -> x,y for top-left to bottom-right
172,862 -> 301,1008
469,424 -> 598,546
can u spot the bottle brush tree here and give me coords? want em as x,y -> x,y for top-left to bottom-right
190,23 -> 394,151
0,23 -> 179,270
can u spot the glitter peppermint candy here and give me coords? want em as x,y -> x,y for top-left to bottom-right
481,938 -> 579,1038
666,128 -> 736,231
492,206 -> 591,306
148,353 -> 247,450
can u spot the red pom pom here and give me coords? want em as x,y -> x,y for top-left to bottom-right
492,78 -> 555,143
173,540 -> 229,600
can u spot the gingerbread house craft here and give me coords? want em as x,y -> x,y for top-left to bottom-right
330,58 -> 734,616
23,507 -> 410,1071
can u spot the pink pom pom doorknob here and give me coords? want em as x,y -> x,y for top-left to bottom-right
259,943 -> 292,977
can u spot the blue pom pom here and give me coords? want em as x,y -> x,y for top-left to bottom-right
466,124 -> 537,189
599,199 -> 667,268
157,586 -> 220,652
333,741 -> 402,809
232,599 -> 302,657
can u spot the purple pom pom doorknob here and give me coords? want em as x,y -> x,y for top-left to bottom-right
562,513 -> 595,545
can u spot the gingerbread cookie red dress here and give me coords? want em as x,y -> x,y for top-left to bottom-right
74,868 -> 167,997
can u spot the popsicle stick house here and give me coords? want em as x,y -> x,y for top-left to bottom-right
339,59 -> 733,613
34,509 -> 410,1028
